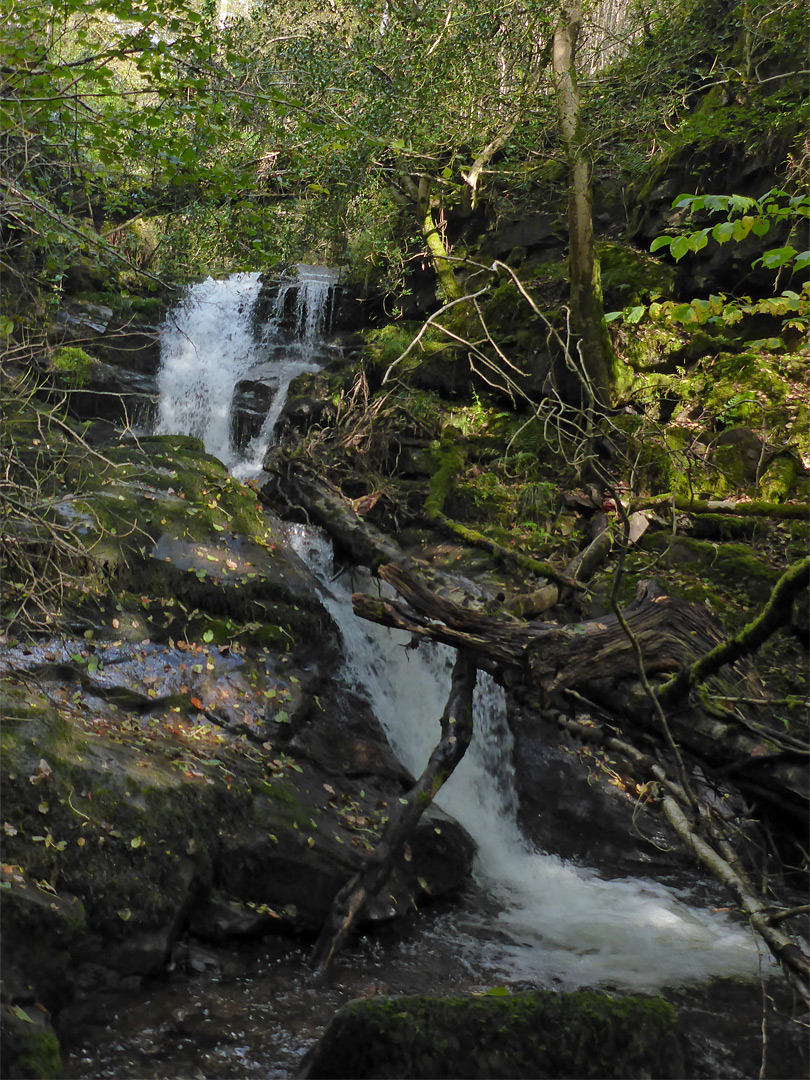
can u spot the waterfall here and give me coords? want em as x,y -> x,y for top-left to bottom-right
288,526 -> 765,993
156,266 -> 337,476
155,277 -> 764,994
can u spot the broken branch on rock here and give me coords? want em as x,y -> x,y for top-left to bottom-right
311,650 -> 477,971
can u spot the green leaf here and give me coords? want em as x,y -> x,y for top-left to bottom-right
669,235 -> 691,261
712,221 -> 737,244
603,311 -> 623,323
202,629 -> 214,643
650,235 -> 673,253
793,250 -> 810,271
757,246 -> 797,269
670,303 -> 697,324
13,1005 -> 35,1024
484,986 -> 510,997
627,305 -> 645,325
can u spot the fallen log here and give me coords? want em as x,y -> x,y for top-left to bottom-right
627,495 -> 810,519
354,564 -> 808,811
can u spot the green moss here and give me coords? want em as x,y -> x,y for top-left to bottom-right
304,990 -> 680,1079
426,431 -> 466,519
758,454 -> 799,502
598,241 -> 676,309
50,346 -> 95,388
10,1019 -> 63,1080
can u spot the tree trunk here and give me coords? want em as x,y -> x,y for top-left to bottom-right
421,200 -> 463,302
551,0 -> 616,406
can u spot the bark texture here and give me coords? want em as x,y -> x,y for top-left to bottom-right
551,0 -> 616,405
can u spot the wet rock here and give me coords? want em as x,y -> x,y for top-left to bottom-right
511,711 -> 691,878
296,990 -> 683,1080
188,891 -> 284,941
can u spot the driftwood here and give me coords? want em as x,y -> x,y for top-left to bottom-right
311,651 -> 477,971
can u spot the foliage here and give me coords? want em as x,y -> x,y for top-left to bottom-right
651,188 -> 810,271
607,189 -> 810,346
0,369 -> 110,632
0,0 -> 288,302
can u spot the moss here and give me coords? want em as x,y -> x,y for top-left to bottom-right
426,430 -> 466,520
49,346 -> 96,388
758,454 -> 799,502
598,241 -> 677,309
6,1016 -> 63,1080
303,989 -> 680,1079
640,533 -> 781,606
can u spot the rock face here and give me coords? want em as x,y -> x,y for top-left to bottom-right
0,430 -> 474,1073
296,990 -> 683,1080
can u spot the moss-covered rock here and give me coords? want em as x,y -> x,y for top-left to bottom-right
298,990 -> 682,1079
0,1001 -> 63,1080
598,241 -> 677,310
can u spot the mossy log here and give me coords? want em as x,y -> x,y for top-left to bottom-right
628,494 -> 810,519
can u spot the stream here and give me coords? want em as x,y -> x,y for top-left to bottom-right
66,273 -> 801,1079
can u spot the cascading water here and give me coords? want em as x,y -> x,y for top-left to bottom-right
288,527 -> 764,993
155,275 -> 763,993
67,269 -> 797,1080
156,265 -> 337,477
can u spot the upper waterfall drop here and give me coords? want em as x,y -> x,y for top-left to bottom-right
156,265 -> 338,476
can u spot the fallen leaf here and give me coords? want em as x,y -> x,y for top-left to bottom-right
29,759 -> 52,785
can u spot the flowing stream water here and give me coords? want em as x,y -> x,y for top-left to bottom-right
69,273 -> 791,1078
156,267 -> 337,476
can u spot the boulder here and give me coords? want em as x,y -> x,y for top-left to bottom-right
296,990 -> 683,1079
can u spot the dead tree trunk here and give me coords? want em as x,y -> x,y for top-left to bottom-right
311,650 -> 477,971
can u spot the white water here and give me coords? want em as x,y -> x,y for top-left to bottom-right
155,273 -> 765,994
156,266 -> 337,477
288,527 -> 765,993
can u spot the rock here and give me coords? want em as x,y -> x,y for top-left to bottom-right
512,712 -> 691,878
0,1000 -> 63,1080
296,990 -> 683,1079
482,214 -> 564,258
713,427 -> 765,487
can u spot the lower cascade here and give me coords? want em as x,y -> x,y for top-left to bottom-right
153,275 -> 763,995
288,527 -> 762,992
